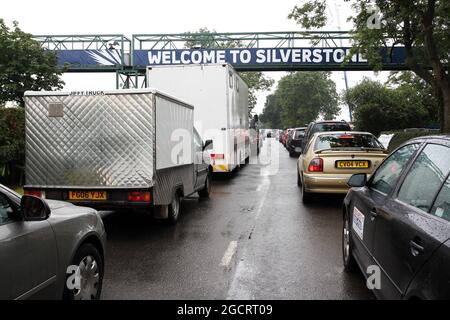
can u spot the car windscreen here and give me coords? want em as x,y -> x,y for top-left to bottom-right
311,123 -> 351,135
314,134 -> 385,151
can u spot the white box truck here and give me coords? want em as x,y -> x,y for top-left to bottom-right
146,64 -> 250,173
23,89 -> 212,224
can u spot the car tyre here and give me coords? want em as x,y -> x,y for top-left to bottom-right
297,170 -> 302,187
168,191 -> 182,225
198,171 -> 212,198
343,209 -> 358,273
64,243 -> 104,300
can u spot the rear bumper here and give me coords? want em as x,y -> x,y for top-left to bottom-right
303,173 -> 352,194
23,187 -> 153,210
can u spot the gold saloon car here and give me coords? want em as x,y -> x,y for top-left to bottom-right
297,131 -> 388,202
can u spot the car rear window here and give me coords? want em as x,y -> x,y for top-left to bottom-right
314,133 -> 385,151
311,122 -> 351,134
294,130 -> 305,139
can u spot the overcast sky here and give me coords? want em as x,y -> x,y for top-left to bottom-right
3,0 -> 389,120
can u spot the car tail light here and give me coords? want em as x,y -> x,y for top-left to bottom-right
308,158 -> 324,172
211,154 -> 224,159
127,191 -> 151,202
25,189 -> 44,198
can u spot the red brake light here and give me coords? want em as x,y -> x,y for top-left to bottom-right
308,158 -> 324,172
338,135 -> 354,139
25,189 -> 42,198
211,154 -> 224,159
127,191 -> 151,202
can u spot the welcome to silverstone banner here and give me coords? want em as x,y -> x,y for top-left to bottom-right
54,47 -> 407,69
133,47 -> 407,68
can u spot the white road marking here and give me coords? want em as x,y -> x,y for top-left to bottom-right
220,241 -> 238,267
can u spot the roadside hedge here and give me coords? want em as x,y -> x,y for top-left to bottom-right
381,129 -> 441,152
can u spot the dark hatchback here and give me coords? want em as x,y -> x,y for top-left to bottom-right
287,127 -> 306,157
343,135 -> 450,299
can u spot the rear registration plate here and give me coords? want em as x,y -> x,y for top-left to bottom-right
336,160 -> 370,169
69,191 -> 107,201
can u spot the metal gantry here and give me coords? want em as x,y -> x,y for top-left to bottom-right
32,31 -> 405,89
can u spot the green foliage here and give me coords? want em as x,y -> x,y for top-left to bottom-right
184,28 -> 274,114
0,19 -> 64,107
260,72 -> 339,128
259,94 -> 282,128
0,107 -> 25,186
345,78 -> 433,136
289,0 -> 450,132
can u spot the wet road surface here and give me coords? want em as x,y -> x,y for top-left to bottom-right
101,139 -> 373,299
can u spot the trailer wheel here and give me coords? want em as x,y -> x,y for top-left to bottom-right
167,191 -> 181,225
198,171 -> 212,198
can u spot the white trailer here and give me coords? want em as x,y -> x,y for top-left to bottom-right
23,89 -> 212,224
146,64 -> 250,173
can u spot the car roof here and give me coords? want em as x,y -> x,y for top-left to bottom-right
408,134 -> 450,142
312,120 -> 349,125
314,131 -> 373,137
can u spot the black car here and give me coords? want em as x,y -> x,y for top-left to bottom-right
287,127 -> 306,157
302,120 -> 352,151
343,135 -> 450,299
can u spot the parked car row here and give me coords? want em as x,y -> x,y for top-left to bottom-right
276,120 -> 450,299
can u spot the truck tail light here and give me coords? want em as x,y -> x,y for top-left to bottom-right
24,189 -> 44,198
211,154 -> 224,159
308,158 -> 323,172
127,191 -> 151,202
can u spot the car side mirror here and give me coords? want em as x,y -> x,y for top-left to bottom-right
21,195 -> 51,221
347,174 -> 367,188
203,139 -> 213,151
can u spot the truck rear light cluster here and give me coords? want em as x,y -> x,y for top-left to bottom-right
24,189 -> 45,198
211,154 -> 224,159
308,158 -> 324,172
127,191 -> 151,202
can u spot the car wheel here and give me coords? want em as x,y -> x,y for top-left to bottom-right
64,243 -> 104,300
297,170 -> 302,187
343,209 -> 358,273
168,191 -> 181,225
301,175 -> 313,203
198,171 -> 212,198
289,150 -> 295,157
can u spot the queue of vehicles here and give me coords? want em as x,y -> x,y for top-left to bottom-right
277,120 -> 450,299
0,64 -> 252,300
1,60 -> 449,299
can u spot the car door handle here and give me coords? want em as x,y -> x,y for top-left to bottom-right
370,209 -> 378,219
410,240 -> 424,256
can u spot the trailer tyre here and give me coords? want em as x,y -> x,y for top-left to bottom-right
167,191 -> 181,225
198,171 -> 212,198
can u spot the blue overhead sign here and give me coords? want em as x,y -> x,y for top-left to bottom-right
133,47 -> 407,68
53,47 -> 407,71
56,49 -> 122,68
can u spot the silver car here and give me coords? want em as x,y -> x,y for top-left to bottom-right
0,184 -> 106,300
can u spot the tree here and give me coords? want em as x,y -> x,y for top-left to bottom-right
388,71 -> 439,126
0,107 -> 25,186
344,78 -> 431,135
260,71 -> 339,128
0,20 -> 64,186
184,28 -> 274,115
289,0 -> 450,132
0,20 -> 64,107
260,94 -> 283,128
